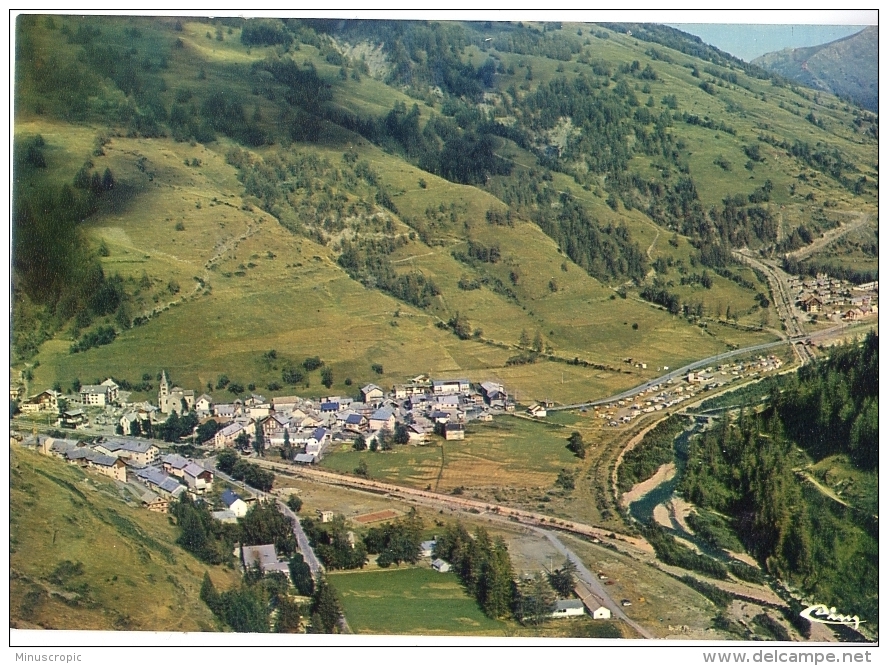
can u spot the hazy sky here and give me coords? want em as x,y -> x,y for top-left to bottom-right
666,24 -> 868,62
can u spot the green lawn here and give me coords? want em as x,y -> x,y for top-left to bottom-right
329,567 -> 509,635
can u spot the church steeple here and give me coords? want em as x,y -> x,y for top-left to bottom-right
159,370 -> 169,398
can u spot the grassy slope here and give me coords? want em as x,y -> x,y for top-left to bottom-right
17,16 -> 876,406
10,445 -> 241,631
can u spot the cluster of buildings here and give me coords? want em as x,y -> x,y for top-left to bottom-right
33,435 -> 214,514
183,374 -> 515,462
598,355 -> 783,427
15,371 -> 516,466
791,274 -> 878,322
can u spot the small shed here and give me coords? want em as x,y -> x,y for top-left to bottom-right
431,558 -> 451,573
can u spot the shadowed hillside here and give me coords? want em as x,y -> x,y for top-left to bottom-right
752,26 -> 877,112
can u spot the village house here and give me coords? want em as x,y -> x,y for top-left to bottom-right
94,438 -> 160,466
527,403 -> 547,418
241,544 -> 291,580
294,452 -> 318,465
87,455 -> 128,482
60,408 -> 87,428
161,453 -> 191,477
183,462 -> 214,493
443,422 -> 465,441
212,421 -> 255,448
194,394 -> 214,415
305,427 -> 329,456
551,599 -> 585,618
479,381 -> 506,404
213,403 -> 239,420
20,389 -> 61,413
433,378 -> 471,395
360,384 -> 385,404
800,295 -> 823,313
368,407 -> 396,432
419,540 -> 436,558
592,606 -> 612,620
141,492 -> 169,514
220,489 -> 249,518
271,395 -> 301,414
133,467 -> 186,500
211,509 -> 238,523
118,412 -> 140,435
80,384 -> 111,406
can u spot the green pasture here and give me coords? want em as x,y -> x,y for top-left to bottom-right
323,415 -> 581,492
329,567 -> 509,635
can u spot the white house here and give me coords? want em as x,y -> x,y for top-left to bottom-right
432,378 -> 470,395
527,403 -> 547,418
551,599 -> 585,618
592,606 -> 612,620
195,394 -> 214,415
80,384 -> 111,406
361,384 -> 385,404
220,489 -> 249,518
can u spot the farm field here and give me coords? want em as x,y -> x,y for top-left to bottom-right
329,567 -> 509,636
321,415 -> 583,493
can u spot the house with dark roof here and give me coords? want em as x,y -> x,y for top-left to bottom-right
479,381 -> 506,404
443,422 -> 465,441
20,389 -> 61,414
342,412 -> 368,432
220,489 -> 248,517
61,408 -> 86,428
306,427 -> 329,456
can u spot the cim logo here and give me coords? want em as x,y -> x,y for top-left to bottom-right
799,604 -> 865,631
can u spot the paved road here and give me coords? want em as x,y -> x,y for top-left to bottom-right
203,458 -> 324,577
532,527 -> 654,639
277,500 -> 324,577
733,249 -> 814,364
